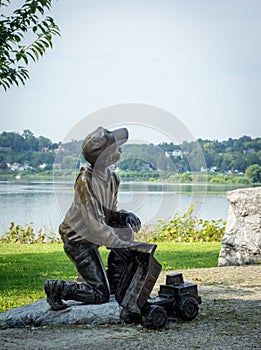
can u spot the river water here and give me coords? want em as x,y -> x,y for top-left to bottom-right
0,180 -> 248,235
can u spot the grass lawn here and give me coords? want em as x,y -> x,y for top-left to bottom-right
0,242 -> 221,313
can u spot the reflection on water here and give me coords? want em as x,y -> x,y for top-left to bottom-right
0,180 -> 248,235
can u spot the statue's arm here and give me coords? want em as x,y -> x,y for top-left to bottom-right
75,173 -> 130,248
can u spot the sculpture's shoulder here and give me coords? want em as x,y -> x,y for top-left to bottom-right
75,166 -> 92,187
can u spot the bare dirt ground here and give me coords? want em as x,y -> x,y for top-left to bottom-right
1,265 -> 260,350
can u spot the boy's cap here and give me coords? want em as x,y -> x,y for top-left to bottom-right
82,127 -> 128,163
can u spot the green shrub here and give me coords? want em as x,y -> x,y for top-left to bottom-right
179,172 -> 193,183
167,174 -> 179,182
0,222 -> 61,244
209,175 -> 226,183
138,205 -> 226,243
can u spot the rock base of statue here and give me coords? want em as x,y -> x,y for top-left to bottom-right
0,297 -> 120,329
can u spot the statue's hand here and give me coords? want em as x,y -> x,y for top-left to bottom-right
123,212 -> 141,233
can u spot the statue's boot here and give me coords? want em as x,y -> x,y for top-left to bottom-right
44,279 -> 109,311
44,279 -> 68,311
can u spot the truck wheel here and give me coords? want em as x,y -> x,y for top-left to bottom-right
142,305 -> 167,329
176,297 -> 199,321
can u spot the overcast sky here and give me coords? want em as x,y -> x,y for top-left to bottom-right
0,0 -> 260,144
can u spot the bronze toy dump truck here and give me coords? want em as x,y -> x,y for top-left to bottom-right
116,243 -> 202,329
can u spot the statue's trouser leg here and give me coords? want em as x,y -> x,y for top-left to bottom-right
106,227 -> 134,294
63,242 -> 110,304
106,249 -> 128,294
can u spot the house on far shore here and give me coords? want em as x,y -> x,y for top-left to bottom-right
39,163 -> 47,170
10,163 -> 34,171
10,162 -> 21,171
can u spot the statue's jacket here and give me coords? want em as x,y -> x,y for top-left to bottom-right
59,166 -> 128,248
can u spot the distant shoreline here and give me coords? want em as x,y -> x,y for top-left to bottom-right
0,172 -> 259,188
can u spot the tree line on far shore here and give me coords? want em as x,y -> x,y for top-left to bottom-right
0,130 -> 261,183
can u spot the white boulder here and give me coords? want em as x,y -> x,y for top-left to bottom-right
218,187 -> 261,266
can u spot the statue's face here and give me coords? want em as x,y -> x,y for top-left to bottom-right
104,146 -> 122,166
82,127 -> 128,165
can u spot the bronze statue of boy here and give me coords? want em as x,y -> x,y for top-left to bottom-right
44,127 -> 201,330
44,127 -> 141,310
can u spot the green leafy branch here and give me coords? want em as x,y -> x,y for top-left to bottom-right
0,0 -> 60,90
